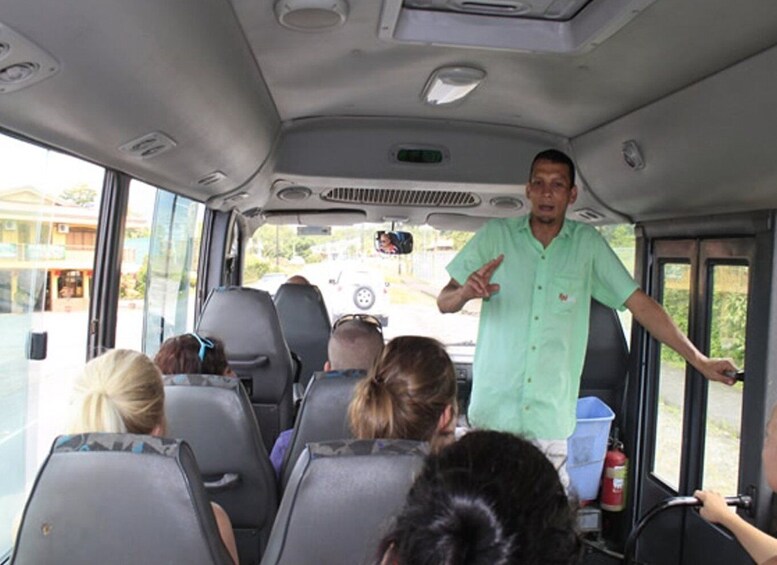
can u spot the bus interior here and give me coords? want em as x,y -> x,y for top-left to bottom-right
2,0 -> 777,563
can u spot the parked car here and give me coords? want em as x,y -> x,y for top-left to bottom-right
327,268 -> 390,327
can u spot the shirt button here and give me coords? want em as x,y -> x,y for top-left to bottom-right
541,255 -> 546,260
528,377 -> 533,383
534,316 -> 539,321
538,285 -> 542,290
524,405 -> 531,410
531,345 -> 536,351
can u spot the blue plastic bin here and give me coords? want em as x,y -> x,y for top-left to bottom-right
567,396 -> 615,501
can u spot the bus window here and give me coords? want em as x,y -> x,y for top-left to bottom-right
0,132 -> 104,557
115,181 -> 204,355
702,263 -> 748,494
246,223 -> 479,347
652,261 -> 692,490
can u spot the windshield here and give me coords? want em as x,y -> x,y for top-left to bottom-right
246,223 -> 479,348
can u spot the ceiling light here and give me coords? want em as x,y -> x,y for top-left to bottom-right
275,0 -> 349,31
490,196 -> 523,210
277,186 -> 312,201
422,66 -> 486,106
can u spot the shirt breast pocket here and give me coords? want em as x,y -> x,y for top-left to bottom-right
550,274 -> 585,315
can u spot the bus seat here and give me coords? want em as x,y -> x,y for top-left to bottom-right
262,439 -> 428,565
274,283 -> 331,390
279,370 -> 365,491
579,299 -> 629,425
164,374 -> 278,564
197,286 -> 294,452
11,433 -> 233,565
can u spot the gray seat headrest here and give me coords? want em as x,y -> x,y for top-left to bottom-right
280,369 -> 365,490
274,283 -> 331,389
263,439 -> 429,565
580,299 -> 628,422
164,374 -> 278,562
197,286 -> 294,451
11,432 -> 233,565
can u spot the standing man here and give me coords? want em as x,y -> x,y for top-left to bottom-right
437,149 -> 736,486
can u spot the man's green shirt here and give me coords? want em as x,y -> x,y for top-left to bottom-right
446,216 -> 638,439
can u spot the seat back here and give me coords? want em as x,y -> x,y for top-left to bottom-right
274,283 -> 331,389
197,286 -> 294,450
579,299 -> 629,424
279,369 -> 365,490
262,439 -> 428,565
164,374 -> 279,564
11,433 -> 233,565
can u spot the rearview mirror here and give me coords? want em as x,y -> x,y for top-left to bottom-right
375,230 -> 413,255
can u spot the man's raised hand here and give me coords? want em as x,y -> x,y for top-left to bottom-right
463,255 -> 504,300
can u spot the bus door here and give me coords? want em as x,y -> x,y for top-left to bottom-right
635,236 -> 761,564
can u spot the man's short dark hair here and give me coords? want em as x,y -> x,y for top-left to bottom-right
530,149 -> 576,187
328,320 -> 384,371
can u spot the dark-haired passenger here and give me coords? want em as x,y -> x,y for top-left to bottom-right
154,333 -> 233,376
376,430 -> 581,565
348,335 -> 457,452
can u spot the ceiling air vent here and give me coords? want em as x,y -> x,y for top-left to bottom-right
574,208 -> 606,222
119,132 -> 177,159
197,171 -> 227,187
321,187 -> 479,208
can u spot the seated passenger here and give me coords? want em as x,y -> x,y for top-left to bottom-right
376,430 -> 581,565
348,335 -> 457,452
154,332 -> 233,376
269,314 -> 385,475
67,349 -> 240,564
286,274 -> 310,285
696,401 -> 777,565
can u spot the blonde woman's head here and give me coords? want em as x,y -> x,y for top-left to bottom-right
348,336 -> 457,451
68,349 -> 165,435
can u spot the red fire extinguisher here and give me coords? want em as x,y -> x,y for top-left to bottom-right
601,439 -> 628,512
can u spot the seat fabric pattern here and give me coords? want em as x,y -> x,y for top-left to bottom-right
11,432 -> 233,565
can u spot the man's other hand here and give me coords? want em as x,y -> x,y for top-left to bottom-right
698,357 -> 737,386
